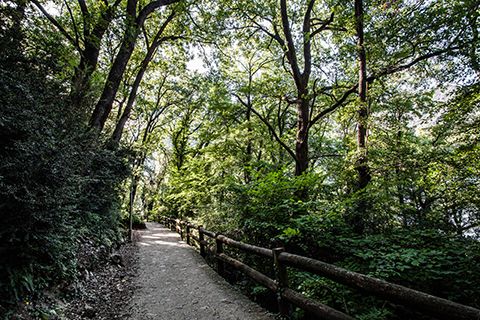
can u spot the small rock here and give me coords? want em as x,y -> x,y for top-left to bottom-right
110,253 -> 123,266
83,304 -> 96,318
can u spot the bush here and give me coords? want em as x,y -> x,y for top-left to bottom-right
0,3 -> 130,310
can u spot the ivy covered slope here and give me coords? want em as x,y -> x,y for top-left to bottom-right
0,2 -> 130,315
1,0 -> 480,319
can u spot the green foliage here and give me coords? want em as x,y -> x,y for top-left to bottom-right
2,0 -> 479,318
0,2 -> 131,310
281,225 -> 480,317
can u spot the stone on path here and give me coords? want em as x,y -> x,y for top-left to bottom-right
128,222 -> 274,320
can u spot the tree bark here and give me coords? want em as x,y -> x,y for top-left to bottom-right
295,98 -> 310,176
74,3 -> 118,106
244,74 -> 253,183
89,0 -> 180,133
351,0 -> 371,234
111,13 -> 177,143
279,0 -> 314,177
89,20 -> 140,131
70,4 -> 118,109
31,0 -> 120,110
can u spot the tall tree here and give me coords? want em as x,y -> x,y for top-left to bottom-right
351,0 -> 370,233
89,0 -> 181,132
31,0 -> 122,108
111,11 -> 182,143
228,0 -> 475,183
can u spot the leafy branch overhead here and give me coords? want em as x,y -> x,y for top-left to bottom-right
1,0 -> 479,317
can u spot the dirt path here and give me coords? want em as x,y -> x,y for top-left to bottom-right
128,222 -> 274,320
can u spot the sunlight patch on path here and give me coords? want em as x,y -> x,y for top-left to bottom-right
128,222 -> 273,320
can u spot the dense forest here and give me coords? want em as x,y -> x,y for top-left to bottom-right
1,0 -> 479,318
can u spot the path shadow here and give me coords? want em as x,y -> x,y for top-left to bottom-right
137,224 -> 186,248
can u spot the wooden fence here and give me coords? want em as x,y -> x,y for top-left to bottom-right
162,217 -> 480,320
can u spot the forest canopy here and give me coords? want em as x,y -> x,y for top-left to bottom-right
0,0 -> 479,318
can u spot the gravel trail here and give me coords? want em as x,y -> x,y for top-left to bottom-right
128,222 -> 274,320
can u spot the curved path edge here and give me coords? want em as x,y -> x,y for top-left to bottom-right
127,222 -> 274,320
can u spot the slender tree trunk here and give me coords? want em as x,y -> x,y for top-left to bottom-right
244,72 -> 253,183
128,149 -> 148,240
89,0 -> 140,132
89,21 -> 140,131
128,175 -> 138,241
350,0 -> 371,234
89,0 -> 179,133
467,4 -> 480,77
395,128 -> 407,226
111,53 -> 150,143
244,103 -> 253,183
71,5 -> 117,109
279,0 -> 313,177
295,97 -> 310,176
355,0 -> 369,187
111,12 -> 177,143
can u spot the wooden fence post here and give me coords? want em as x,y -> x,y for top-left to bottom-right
186,224 -> 191,245
199,226 -> 206,258
273,247 -> 290,317
179,221 -> 184,240
216,234 -> 225,277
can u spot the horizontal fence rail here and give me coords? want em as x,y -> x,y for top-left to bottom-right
162,217 -> 480,320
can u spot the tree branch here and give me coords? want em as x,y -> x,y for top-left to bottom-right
310,12 -> 334,38
31,0 -> 80,50
233,93 -> 297,163
368,45 -> 465,83
136,0 -> 181,26
310,44 -> 466,128
280,0 -> 302,89
309,85 -> 357,127
302,0 -> 316,82
64,0 -> 80,47
243,13 -> 285,46
77,0 -> 89,36
150,10 -> 177,47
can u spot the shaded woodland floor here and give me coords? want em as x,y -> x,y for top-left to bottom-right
62,240 -> 138,320
10,223 -> 275,319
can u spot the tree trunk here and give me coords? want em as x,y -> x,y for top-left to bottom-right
295,97 -> 310,176
111,51 -> 151,143
395,128 -> 407,226
351,0 -> 371,234
128,174 -> 138,241
244,101 -> 253,183
244,72 -> 253,183
89,21 -> 140,132
88,0 -> 179,133
111,11 -> 177,143
71,5 -> 117,109
71,44 -> 101,109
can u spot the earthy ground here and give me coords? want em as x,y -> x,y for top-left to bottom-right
10,223 -> 274,319
61,238 -> 139,320
127,222 -> 274,320
9,236 -> 139,320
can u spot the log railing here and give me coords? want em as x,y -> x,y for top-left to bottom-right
162,217 -> 480,320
